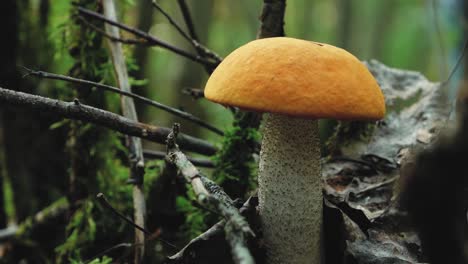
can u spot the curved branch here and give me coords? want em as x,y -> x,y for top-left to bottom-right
0,87 -> 217,155
76,7 -> 218,69
22,68 -> 223,135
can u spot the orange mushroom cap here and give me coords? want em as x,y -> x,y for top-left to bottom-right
204,37 -> 385,120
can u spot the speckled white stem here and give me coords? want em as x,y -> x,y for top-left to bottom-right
258,113 -> 322,264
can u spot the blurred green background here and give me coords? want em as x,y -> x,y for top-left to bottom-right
43,0 -> 464,145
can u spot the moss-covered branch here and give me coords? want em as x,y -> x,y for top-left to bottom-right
0,198 -> 69,242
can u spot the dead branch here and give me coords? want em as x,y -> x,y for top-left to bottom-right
168,196 -> 259,263
0,87 -> 217,155
152,0 -> 192,43
102,1 -> 146,261
151,0 -> 222,66
76,7 -> 218,69
0,198 -> 69,242
177,0 -> 198,42
21,68 -> 223,135
168,221 -> 225,263
165,124 -> 255,264
77,15 -> 148,45
182,87 -> 205,100
97,193 -> 149,236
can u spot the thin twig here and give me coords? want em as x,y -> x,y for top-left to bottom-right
96,193 -> 149,235
441,36 -> 468,123
431,0 -> 448,79
152,0 -> 223,66
76,7 -> 218,68
173,0 -> 223,72
21,67 -> 223,135
77,16 -> 149,45
0,87 -> 218,155
96,193 -> 177,249
83,228 -> 170,264
190,200 -> 224,217
83,243 -> 133,264
182,87 -> 205,100
444,36 -> 468,84
169,196 -> 258,263
152,0 -> 193,44
177,0 -> 198,41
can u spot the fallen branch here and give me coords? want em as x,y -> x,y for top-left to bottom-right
165,124 -> 255,264
168,196 -> 259,263
0,87 -> 217,155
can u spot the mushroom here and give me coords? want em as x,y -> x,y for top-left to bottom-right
204,37 -> 385,264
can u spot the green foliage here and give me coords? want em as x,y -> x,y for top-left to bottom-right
212,111 -> 261,199
48,0 -> 74,71
175,111 -> 261,240
143,159 -> 162,194
122,0 -> 136,7
176,189 -> 209,238
129,77 -> 149,87
55,133 -> 134,261
55,200 -> 96,261
16,198 -> 69,238
2,169 -> 15,222
94,134 -> 132,200
53,1 -> 135,262
213,126 -> 259,184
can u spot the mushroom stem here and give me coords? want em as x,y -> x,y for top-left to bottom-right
258,113 -> 322,264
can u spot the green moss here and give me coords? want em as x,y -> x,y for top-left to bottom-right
176,193 -> 210,239
55,200 -> 96,261
53,1 -> 136,262
212,111 -> 261,199
2,169 -> 15,223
